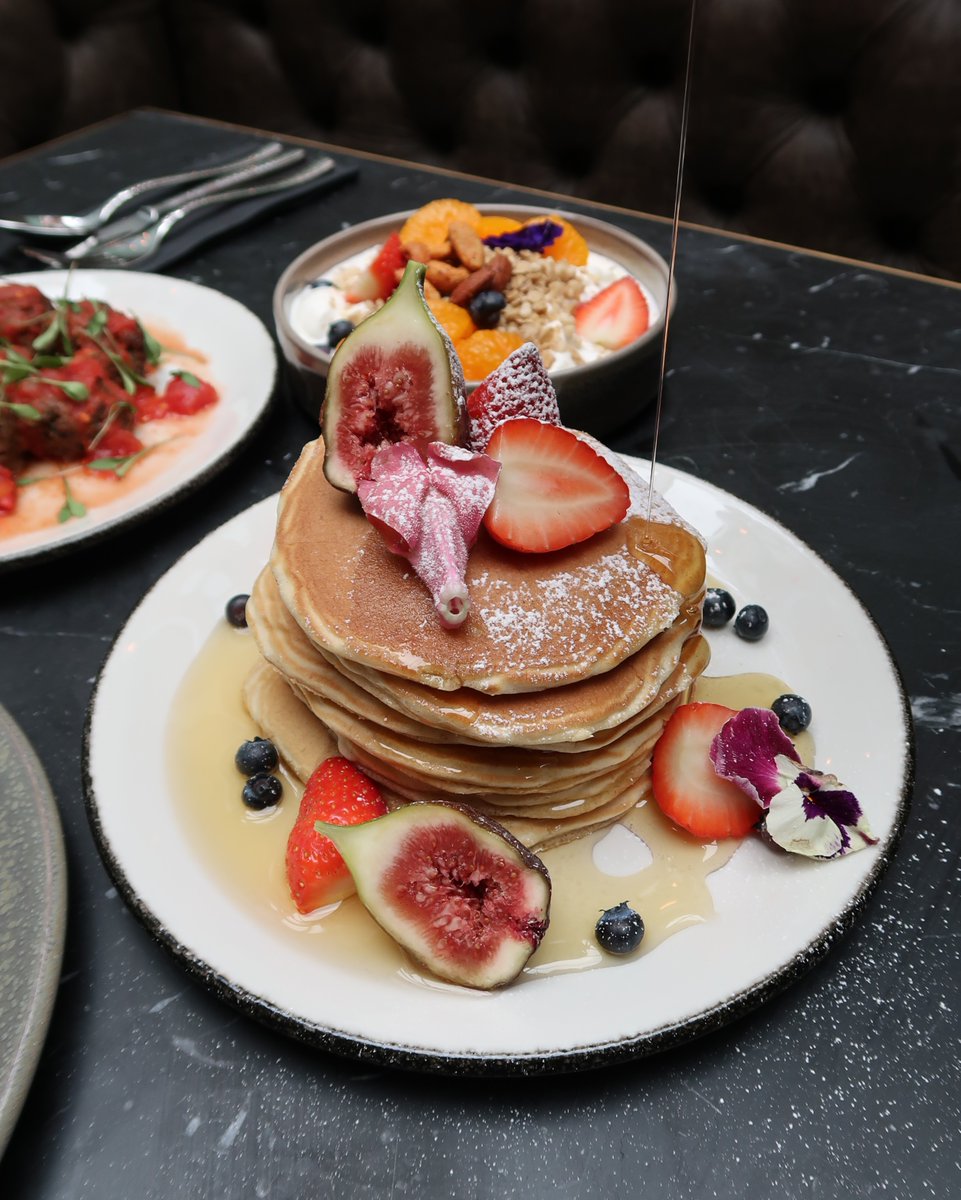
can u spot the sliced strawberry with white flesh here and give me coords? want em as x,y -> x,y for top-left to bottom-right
574,277 -> 650,351
482,418 -> 630,553
465,341 -> 560,452
651,703 -> 762,840
345,232 -> 406,303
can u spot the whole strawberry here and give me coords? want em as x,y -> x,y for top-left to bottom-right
286,756 -> 388,913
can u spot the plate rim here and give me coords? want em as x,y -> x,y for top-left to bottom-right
0,704 -> 67,1149
80,469 -> 914,1076
0,269 -> 278,573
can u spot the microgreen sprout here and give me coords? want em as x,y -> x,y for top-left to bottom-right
57,475 -> 87,523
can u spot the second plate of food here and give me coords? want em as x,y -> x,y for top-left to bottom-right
0,270 -> 276,569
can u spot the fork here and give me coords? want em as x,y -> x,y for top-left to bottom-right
49,156 -> 337,269
0,142 -> 286,237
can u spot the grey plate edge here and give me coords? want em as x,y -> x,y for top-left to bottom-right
0,705 -> 67,1153
80,489 -> 914,1078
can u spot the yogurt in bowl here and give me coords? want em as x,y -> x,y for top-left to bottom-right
273,203 -> 673,438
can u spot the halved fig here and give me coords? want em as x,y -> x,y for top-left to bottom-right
315,801 -> 551,989
321,261 -> 467,492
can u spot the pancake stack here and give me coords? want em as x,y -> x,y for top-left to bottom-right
244,437 -> 709,851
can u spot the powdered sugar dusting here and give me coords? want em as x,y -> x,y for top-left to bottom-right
466,341 -> 561,453
471,551 -> 678,676
358,441 -> 499,627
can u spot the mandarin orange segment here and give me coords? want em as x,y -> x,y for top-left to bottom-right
455,330 -> 525,381
399,200 -> 483,250
428,297 -> 477,343
475,215 -> 523,239
537,215 -> 590,265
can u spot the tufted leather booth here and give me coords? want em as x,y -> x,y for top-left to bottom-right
1,0 -> 960,281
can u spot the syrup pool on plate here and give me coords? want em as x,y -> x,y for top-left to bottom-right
167,620 -> 811,989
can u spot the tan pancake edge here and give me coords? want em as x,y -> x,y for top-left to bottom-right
242,660 -> 337,782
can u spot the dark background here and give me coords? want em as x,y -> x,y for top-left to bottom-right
0,111 -> 958,1198
1,0 -> 960,279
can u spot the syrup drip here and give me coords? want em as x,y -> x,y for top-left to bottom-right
645,0 -> 699,521
628,518 -> 706,595
168,624 -> 809,989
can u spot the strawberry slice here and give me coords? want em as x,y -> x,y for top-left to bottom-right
482,418 -> 630,552
285,756 -> 388,913
574,277 -> 650,351
0,465 -> 18,516
651,703 -> 762,840
345,232 -> 406,303
466,341 -> 561,452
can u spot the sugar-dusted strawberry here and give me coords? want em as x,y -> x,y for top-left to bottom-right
465,341 -> 561,452
286,756 -> 388,913
482,418 -> 629,552
574,277 -> 650,351
345,232 -> 407,303
651,703 -> 761,840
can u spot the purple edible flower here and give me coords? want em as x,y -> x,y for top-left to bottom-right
483,220 -> 564,252
710,707 -> 799,806
764,768 -> 878,859
710,707 -> 877,860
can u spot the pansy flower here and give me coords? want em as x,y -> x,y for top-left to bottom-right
710,708 -> 877,859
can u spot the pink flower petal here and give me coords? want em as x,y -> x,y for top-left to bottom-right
710,707 -> 801,808
357,441 -> 500,628
357,443 -> 429,555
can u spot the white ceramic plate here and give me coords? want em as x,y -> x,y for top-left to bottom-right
0,270 -> 276,569
83,460 -> 910,1074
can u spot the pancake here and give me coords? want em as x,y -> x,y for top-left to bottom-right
244,661 -> 658,852
287,657 -> 690,792
272,437 -> 705,695
242,659 -> 337,780
249,564 -> 708,748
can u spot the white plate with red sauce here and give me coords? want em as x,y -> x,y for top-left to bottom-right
0,270 -> 276,569
83,458 -> 911,1075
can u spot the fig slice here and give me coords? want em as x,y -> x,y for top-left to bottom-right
321,260 -> 467,493
315,801 -> 551,990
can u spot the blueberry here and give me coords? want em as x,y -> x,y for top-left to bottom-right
235,737 -> 279,776
468,290 -> 506,329
772,693 -> 812,735
225,593 -> 250,628
327,319 -> 354,348
242,773 -> 283,810
595,901 -> 645,955
703,587 -> 736,629
734,603 -> 769,642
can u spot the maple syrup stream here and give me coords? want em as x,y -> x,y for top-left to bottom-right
645,0 -> 699,529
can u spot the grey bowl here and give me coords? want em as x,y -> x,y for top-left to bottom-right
272,204 -> 674,438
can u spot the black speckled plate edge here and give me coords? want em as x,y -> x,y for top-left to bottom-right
80,490 -> 913,1078
0,706 -> 67,1147
0,271 -> 278,576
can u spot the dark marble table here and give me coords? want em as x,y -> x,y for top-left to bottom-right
0,110 -> 958,1199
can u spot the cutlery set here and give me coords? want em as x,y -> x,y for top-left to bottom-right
0,142 -> 337,270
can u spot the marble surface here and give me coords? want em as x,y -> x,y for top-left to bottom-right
0,111 -> 959,1199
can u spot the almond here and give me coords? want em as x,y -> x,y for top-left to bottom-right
488,252 -> 513,291
450,264 -> 496,307
449,220 -> 486,271
402,239 -> 432,264
426,261 -> 470,295
423,278 -> 442,301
